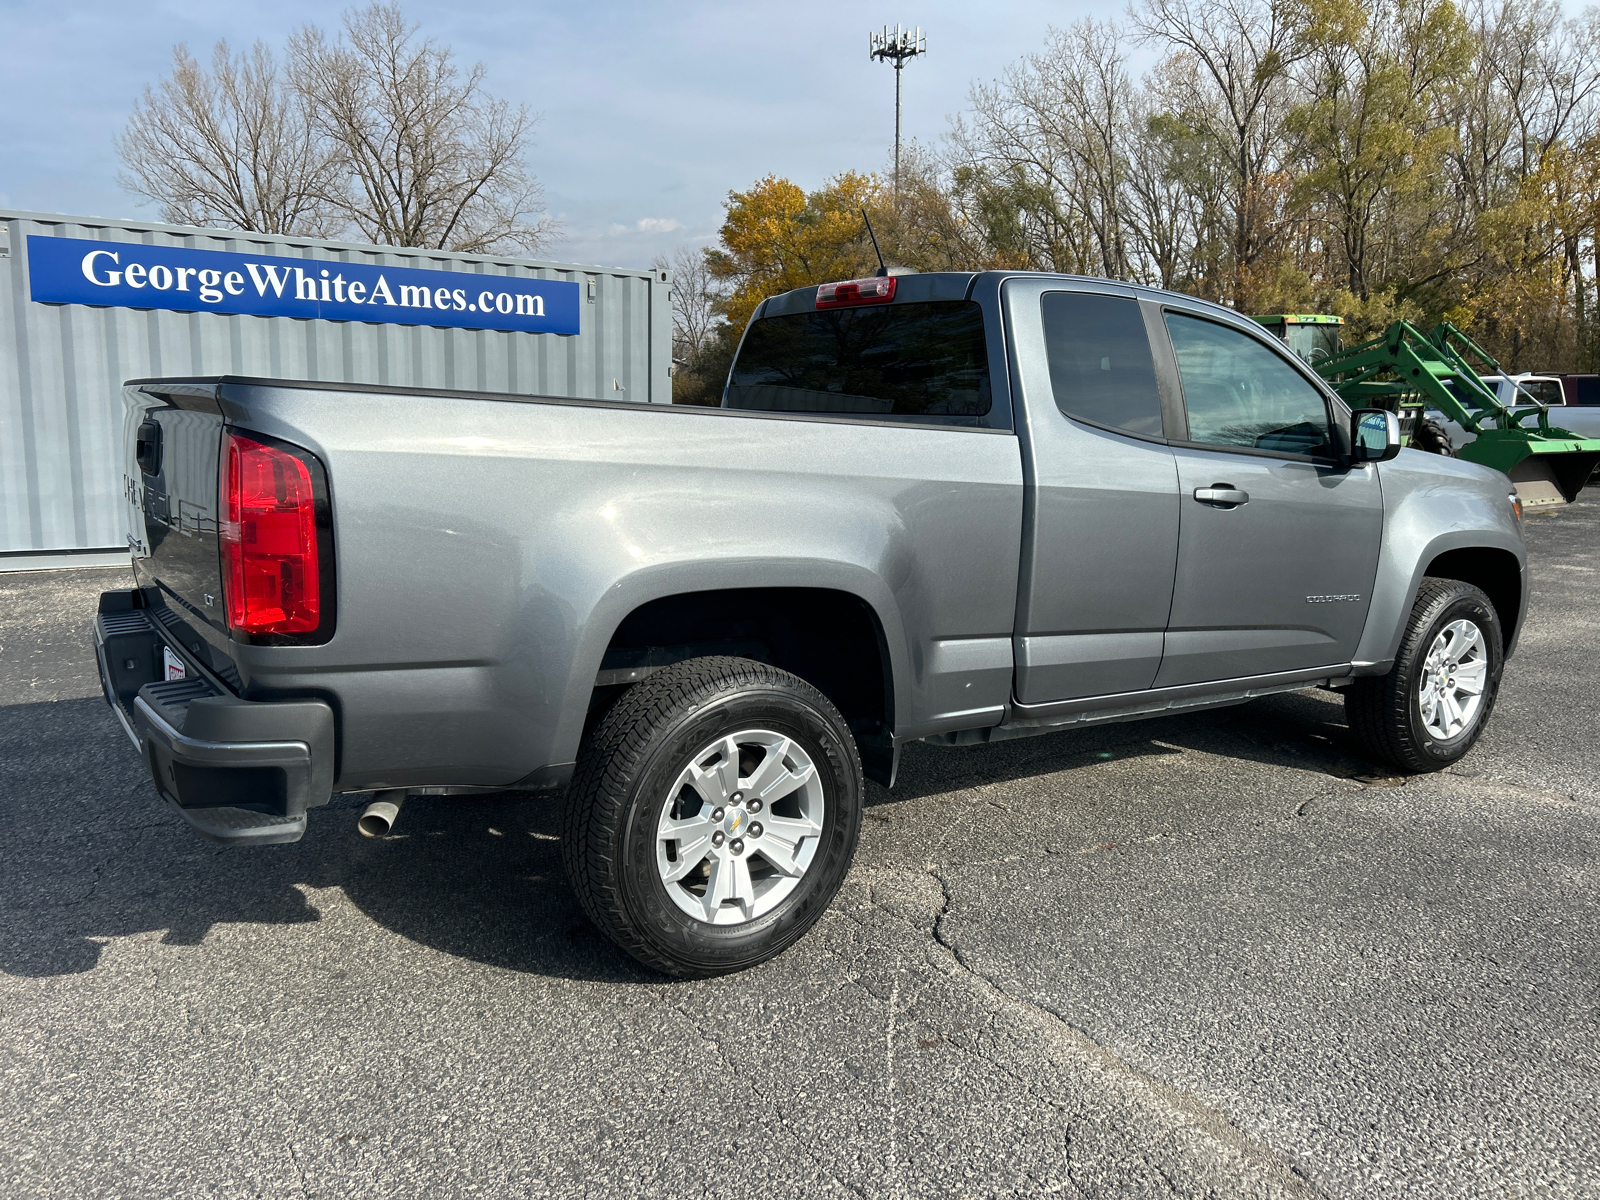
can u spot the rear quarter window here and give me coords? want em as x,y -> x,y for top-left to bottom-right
725,300 -> 990,420
1040,292 -> 1162,437
1521,379 -> 1564,406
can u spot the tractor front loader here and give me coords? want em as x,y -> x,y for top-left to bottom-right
1259,315 -> 1600,507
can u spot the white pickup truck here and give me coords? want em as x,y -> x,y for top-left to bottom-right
1433,373 -> 1600,457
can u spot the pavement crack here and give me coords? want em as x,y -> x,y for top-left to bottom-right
884,973 -> 903,1200
285,1137 -> 310,1199
909,866 -> 1322,1199
1434,772 -> 1598,811
926,867 -> 969,974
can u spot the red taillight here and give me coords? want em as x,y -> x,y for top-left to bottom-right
221,433 -> 321,635
815,276 -> 896,308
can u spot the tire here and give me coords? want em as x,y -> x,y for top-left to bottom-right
561,656 -> 863,978
1345,578 -> 1504,772
1411,417 -> 1454,456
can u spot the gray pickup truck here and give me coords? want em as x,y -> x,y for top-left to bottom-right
95,270 -> 1527,976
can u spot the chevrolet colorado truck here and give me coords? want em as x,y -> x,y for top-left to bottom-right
95,270 -> 1527,976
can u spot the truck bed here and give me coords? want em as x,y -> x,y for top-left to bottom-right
120,377 -> 1025,795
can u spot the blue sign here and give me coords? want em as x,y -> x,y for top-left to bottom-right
26,235 -> 580,335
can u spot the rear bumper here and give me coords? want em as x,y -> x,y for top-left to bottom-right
95,591 -> 334,846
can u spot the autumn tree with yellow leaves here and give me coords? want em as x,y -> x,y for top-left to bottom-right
705,173 -> 882,332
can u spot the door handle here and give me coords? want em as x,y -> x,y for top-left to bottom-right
1194,485 -> 1249,507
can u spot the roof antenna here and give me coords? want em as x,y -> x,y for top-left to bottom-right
861,208 -> 890,277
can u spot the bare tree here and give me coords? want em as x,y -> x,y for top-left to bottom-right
290,4 -> 555,254
948,20 -> 1233,287
1038,20 -> 1140,280
117,40 -> 340,235
653,246 -> 725,367
1133,0 -> 1321,307
951,21 -> 1140,277
1123,71 -> 1215,290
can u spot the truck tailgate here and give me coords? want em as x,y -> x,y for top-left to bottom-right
123,384 -> 238,688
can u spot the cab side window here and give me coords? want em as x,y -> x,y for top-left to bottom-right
1042,293 -> 1163,437
1165,313 -> 1335,458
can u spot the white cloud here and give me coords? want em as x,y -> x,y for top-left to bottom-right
607,217 -> 684,236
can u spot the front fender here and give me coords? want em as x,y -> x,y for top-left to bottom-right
1351,452 -> 1527,671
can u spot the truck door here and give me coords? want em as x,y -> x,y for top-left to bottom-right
1004,279 -> 1180,702
1152,309 -> 1384,687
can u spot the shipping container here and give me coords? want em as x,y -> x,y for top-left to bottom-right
0,209 -> 672,570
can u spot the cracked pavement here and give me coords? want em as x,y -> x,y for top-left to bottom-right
3,496 -> 1598,1198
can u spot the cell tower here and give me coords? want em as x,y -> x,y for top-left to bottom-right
869,24 -> 928,202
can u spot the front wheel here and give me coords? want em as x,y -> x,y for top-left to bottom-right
562,656 -> 863,978
1345,578 -> 1504,771
1410,417 -> 1454,456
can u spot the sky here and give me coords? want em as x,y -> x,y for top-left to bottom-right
0,0 -> 1124,271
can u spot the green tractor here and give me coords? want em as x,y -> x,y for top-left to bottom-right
1252,313 -> 1346,364
1254,314 -> 1600,507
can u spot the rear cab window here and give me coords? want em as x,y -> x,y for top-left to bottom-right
1569,376 -> 1600,406
725,299 -> 992,424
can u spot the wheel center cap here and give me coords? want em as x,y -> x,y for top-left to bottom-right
724,808 -> 746,836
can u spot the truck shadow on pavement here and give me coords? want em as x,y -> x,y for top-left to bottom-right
3,689 -> 1395,982
2,698 -> 639,982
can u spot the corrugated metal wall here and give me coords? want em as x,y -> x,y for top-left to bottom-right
0,209 -> 671,560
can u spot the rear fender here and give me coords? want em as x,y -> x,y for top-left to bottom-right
552,558 -> 911,770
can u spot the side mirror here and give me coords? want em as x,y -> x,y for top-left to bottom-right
1350,408 -> 1402,463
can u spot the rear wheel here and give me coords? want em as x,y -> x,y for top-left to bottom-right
1345,578 -> 1503,771
562,656 -> 862,977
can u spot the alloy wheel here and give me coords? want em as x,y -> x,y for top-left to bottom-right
654,729 -> 825,925
1418,618 -> 1489,741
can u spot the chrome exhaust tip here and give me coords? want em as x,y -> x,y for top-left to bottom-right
358,789 -> 407,837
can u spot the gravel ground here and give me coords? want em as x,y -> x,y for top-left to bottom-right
2,497 -> 1596,1199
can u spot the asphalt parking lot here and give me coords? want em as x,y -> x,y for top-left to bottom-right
3,498 -> 1597,1199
